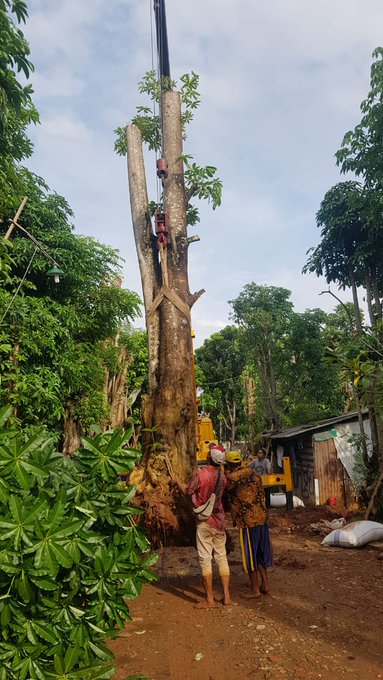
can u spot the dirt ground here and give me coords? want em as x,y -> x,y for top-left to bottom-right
110,507 -> 383,680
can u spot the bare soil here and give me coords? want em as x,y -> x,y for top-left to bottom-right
110,508 -> 383,680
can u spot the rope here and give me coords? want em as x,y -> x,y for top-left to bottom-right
146,285 -> 191,324
159,241 -> 169,287
0,247 -> 38,324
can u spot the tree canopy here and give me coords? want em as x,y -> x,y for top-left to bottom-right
0,2 -> 144,448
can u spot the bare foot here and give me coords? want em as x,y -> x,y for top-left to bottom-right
240,591 -> 261,600
193,600 -> 219,609
260,583 -> 269,595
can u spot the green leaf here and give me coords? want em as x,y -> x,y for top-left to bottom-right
63,646 -> 81,673
1,604 -> 10,627
53,655 -> 65,675
22,460 -> 50,478
17,572 -> 32,602
0,406 -> 12,428
32,621 -> 58,644
14,463 -> 31,490
132,527 -> 150,552
87,640 -> 114,661
29,575 -> 57,591
50,543 -> 73,568
50,520 -> 84,540
47,496 -> 66,533
68,606 -> 85,619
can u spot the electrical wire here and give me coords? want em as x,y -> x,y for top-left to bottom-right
0,247 -> 38,324
197,377 -> 239,387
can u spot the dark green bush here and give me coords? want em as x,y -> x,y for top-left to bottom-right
0,405 -> 157,679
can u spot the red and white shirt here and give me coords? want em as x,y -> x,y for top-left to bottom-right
187,465 -> 227,531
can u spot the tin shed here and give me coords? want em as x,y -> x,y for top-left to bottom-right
265,411 -> 370,507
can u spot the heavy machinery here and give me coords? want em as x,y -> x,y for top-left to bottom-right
196,414 -> 218,462
260,456 -> 294,510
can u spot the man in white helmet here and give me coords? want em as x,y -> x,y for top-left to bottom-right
172,446 -> 232,608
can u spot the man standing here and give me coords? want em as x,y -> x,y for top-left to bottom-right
225,450 -> 273,599
172,446 -> 231,608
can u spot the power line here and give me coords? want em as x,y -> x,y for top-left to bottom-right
0,247 -> 38,324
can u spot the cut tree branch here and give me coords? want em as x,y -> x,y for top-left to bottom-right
319,289 -> 354,331
187,235 -> 200,244
189,288 -> 205,307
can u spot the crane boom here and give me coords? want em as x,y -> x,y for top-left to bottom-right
153,0 -> 171,84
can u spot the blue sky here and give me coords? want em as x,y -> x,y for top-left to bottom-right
23,0 -> 383,345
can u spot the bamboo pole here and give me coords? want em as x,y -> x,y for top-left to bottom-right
4,196 -> 28,240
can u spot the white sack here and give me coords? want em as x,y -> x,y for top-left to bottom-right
270,493 -> 304,508
322,520 -> 383,548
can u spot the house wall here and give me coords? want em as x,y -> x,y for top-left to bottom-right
270,416 -> 369,506
314,438 -> 346,505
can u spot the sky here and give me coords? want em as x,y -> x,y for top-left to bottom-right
22,0 -> 383,346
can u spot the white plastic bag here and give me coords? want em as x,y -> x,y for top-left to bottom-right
293,496 -> 305,508
269,493 -> 304,508
322,520 -> 383,548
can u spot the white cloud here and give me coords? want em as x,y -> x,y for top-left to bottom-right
41,113 -> 92,140
23,0 -> 383,348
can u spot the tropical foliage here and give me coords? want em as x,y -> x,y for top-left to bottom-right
0,406 -> 157,679
0,2 -> 145,446
304,47 -> 383,514
114,70 -> 223,224
195,287 -> 345,442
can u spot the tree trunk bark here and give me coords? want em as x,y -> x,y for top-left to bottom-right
244,373 -> 256,442
371,267 -> 383,323
107,344 -> 130,429
231,399 -> 237,448
62,401 -> 82,456
125,125 -> 160,394
349,268 -> 363,334
365,269 -> 377,333
126,91 -> 199,513
355,395 -> 369,468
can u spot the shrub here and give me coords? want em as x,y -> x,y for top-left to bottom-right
0,405 -> 157,679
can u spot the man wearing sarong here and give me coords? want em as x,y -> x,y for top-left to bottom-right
225,450 -> 273,598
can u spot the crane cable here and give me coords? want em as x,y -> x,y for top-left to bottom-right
150,0 -> 162,205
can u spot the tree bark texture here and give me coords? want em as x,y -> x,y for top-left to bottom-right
349,269 -> 363,335
62,401 -> 82,456
126,91 -> 198,495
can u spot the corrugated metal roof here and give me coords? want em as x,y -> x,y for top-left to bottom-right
263,410 -> 368,440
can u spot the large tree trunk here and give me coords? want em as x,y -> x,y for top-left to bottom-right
365,270 -> 377,333
125,91 -> 202,539
105,342 -> 130,429
243,373 -> 256,442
